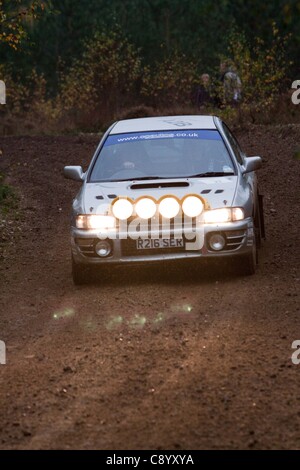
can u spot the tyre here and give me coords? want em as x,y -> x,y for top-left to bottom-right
72,256 -> 92,285
258,193 -> 266,239
254,201 -> 262,249
241,235 -> 257,275
254,193 -> 265,249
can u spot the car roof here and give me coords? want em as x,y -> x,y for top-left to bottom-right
110,115 -> 217,134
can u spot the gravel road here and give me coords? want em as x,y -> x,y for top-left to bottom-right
0,125 -> 299,449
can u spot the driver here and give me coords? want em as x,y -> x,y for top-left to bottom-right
107,153 -> 135,173
114,147 -> 137,171
109,142 -> 150,175
122,159 -> 135,169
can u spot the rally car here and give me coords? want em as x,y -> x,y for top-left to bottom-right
64,115 -> 264,284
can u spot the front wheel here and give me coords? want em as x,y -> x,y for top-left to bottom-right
72,256 -> 92,285
240,236 -> 257,275
254,193 -> 265,249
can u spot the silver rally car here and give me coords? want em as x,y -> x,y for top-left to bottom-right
64,116 -> 265,284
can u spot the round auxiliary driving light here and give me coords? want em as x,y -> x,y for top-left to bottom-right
182,196 -> 204,218
112,198 -> 133,220
159,197 -> 180,219
95,241 -> 112,257
135,197 -> 157,219
208,233 -> 226,251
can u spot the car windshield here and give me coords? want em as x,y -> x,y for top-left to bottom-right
89,130 -> 235,182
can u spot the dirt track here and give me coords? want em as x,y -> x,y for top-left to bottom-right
0,125 -> 300,450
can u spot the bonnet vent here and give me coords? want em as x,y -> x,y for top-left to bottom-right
130,181 -> 190,190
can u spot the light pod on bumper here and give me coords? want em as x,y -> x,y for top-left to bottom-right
112,198 -> 134,220
135,197 -> 157,219
208,233 -> 226,251
95,240 -> 112,257
158,197 -> 180,219
182,195 -> 204,218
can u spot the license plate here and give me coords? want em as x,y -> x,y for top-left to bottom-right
136,238 -> 184,250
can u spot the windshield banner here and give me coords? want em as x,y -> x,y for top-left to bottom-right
104,130 -> 221,147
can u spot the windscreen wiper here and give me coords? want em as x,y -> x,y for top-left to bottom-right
187,171 -> 235,178
110,176 -> 165,182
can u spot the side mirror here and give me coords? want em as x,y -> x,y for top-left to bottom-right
242,156 -> 262,174
64,166 -> 85,182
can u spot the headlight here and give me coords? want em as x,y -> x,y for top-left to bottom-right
159,197 -> 180,219
112,198 -> 133,220
182,195 -> 204,218
135,197 -> 157,219
232,207 -> 244,221
76,215 -> 116,230
203,208 -> 244,224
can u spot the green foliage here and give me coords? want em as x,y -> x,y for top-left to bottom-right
0,173 -> 17,215
141,53 -> 198,107
57,31 -> 142,129
0,0 -> 49,49
0,181 -> 12,203
0,1 -> 299,132
2,0 -> 300,88
0,64 -> 59,134
225,25 -> 291,120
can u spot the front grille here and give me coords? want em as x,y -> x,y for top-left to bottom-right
224,230 -> 246,251
75,238 -> 97,257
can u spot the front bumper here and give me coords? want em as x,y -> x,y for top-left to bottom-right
71,218 -> 255,266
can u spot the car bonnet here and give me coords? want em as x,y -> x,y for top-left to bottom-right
81,176 -> 238,215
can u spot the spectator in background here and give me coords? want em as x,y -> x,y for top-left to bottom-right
191,73 -> 214,110
219,61 -> 242,106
